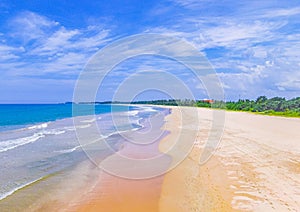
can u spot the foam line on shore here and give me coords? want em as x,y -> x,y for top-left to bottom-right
0,177 -> 44,201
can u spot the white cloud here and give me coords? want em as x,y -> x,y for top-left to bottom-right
0,44 -> 24,61
31,27 -> 110,56
2,12 -> 112,78
199,21 -> 284,49
260,7 -> 300,18
171,0 -> 215,9
43,52 -> 88,74
31,27 -> 80,55
146,1 -> 300,100
10,11 -> 59,42
1,2 -> 300,101
71,28 -> 110,50
276,79 -> 300,92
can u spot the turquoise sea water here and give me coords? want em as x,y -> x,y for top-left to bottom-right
0,104 -> 128,131
0,103 -> 169,203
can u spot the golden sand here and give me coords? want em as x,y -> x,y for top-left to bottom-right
24,107 -> 299,211
75,174 -> 163,212
159,107 -> 300,211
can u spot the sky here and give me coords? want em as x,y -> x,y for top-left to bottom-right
0,0 -> 299,103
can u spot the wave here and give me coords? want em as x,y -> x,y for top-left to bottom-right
55,130 -> 126,154
0,177 -> 43,201
56,145 -> 81,154
72,123 -> 141,151
139,106 -> 157,112
76,124 -> 92,129
135,118 -> 145,128
0,128 -> 67,153
27,123 -> 48,130
43,129 -> 66,135
80,118 -> 96,123
0,133 -> 45,153
64,126 -> 76,131
0,107 -> 154,154
126,110 -> 140,116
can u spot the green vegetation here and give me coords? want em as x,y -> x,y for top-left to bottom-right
127,96 -> 300,118
223,96 -> 300,117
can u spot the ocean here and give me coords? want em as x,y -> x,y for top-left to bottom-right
0,104 -> 169,204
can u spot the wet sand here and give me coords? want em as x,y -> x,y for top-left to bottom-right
74,173 -> 164,212
69,110 -> 171,212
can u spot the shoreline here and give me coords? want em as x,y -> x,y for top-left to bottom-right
0,106 -> 171,211
71,106 -> 300,211
1,106 -> 299,211
71,107 -> 171,211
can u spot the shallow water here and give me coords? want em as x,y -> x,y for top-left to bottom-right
0,104 -> 168,208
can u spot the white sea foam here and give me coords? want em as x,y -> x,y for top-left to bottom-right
76,124 -> 92,129
140,106 -> 157,112
0,133 -> 45,153
64,126 -> 76,131
43,129 -> 66,135
56,145 -> 81,154
127,110 -> 140,116
28,123 -> 48,130
135,118 -> 144,128
80,118 -> 96,123
0,127 -> 68,153
0,177 -> 43,201
77,125 -> 141,150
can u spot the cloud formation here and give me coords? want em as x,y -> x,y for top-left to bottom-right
0,1 -> 299,102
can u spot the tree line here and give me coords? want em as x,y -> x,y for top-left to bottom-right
128,96 -> 300,117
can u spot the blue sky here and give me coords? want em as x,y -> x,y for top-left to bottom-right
0,0 -> 299,103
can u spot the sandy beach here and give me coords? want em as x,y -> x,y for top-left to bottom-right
72,107 -> 300,212
72,106 -> 300,211
4,106 -> 299,211
159,107 -> 300,211
54,106 -> 300,211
